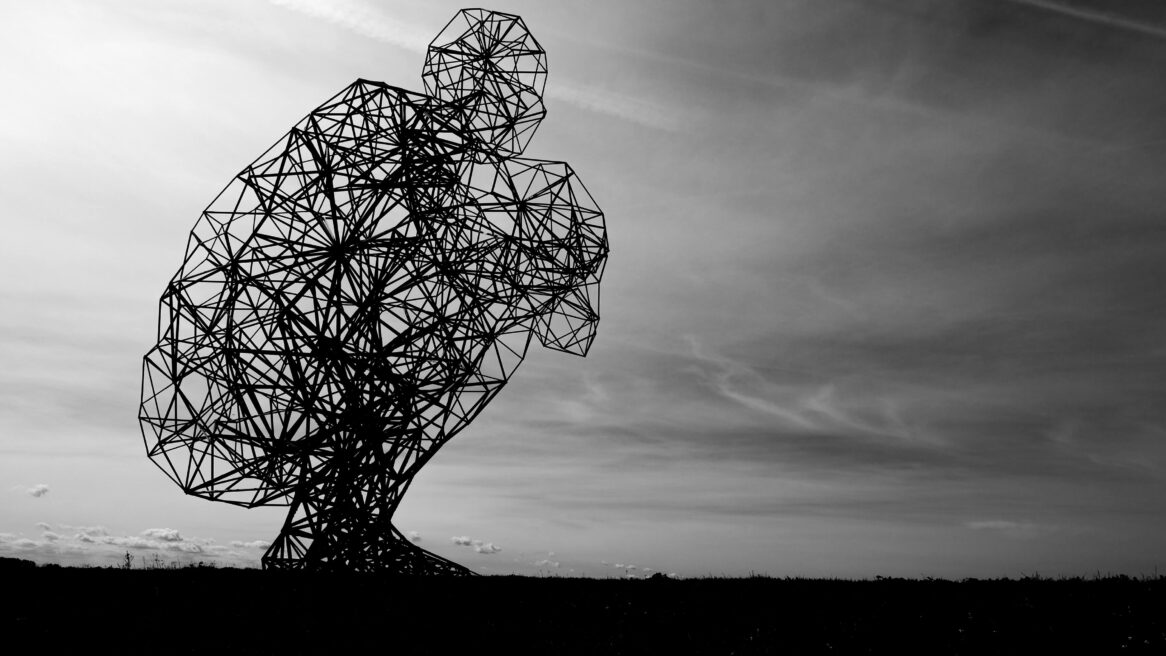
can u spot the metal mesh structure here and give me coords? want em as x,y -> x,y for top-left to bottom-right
138,9 -> 607,574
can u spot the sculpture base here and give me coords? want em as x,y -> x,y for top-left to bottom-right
262,526 -> 475,575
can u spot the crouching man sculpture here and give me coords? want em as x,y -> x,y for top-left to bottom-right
139,9 -> 607,574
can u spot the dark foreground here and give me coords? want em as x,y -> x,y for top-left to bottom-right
3,562 -> 1164,654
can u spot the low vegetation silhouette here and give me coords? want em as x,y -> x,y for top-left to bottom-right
3,557 -> 1164,654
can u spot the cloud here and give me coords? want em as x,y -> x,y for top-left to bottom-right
267,0 -> 433,53
451,536 -> 502,554
1,523 -> 262,569
407,531 -> 421,543
61,525 -> 108,536
101,530 -> 204,553
140,528 -> 183,542
267,0 -> 683,130
36,522 -> 51,531
608,562 -> 642,572
230,540 -> 271,549
534,559 -> 560,568
165,542 -> 204,554
26,484 -> 49,498
546,82 -> 687,131
967,520 -> 1028,531
1004,0 -> 1166,41
101,536 -> 159,550
965,520 -> 1060,539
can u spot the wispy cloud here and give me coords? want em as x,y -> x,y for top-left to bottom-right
683,334 -> 817,430
266,0 -> 684,130
545,82 -> 686,131
267,0 -> 431,52
1005,0 -> 1166,40
965,519 -> 1062,540
26,484 -> 49,498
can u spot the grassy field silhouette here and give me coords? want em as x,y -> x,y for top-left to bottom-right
3,557 -> 1163,654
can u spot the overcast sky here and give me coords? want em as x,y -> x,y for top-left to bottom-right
2,0 -> 1165,578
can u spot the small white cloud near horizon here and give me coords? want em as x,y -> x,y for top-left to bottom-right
141,528 -> 184,542
407,530 -> 421,543
26,484 -> 49,498
61,525 -> 108,538
230,540 -> 271,549
36,522 -> 52,531
450,536 -> 502,554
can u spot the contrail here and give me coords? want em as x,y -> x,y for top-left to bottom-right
266,0 -> 687,131
268,0 -> 430,53
1005,0 -> 1166,41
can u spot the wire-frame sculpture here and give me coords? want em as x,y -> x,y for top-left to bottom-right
139,9 -> 608,574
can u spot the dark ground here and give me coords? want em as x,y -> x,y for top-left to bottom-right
3,559 -> 1164,654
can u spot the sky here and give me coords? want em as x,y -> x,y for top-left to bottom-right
2,0 -> 1166,578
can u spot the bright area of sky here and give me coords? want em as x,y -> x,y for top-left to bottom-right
2,0 -> 1166,578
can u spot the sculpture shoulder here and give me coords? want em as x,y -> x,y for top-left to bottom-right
298,80 -> 459,136
503,157 -> 602,213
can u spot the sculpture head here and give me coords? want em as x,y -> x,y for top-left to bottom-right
422,9 -> 547,157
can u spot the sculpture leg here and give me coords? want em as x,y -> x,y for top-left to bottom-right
261,472 -> 473,575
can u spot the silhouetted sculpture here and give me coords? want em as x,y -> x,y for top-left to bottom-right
139,9 -> 607,574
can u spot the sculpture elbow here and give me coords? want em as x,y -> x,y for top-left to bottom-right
535,284 -> 601,357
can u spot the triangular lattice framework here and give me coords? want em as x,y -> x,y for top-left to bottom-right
139,9 -> 607,574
